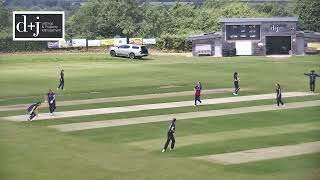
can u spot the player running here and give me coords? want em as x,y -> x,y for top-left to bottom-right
304,70 -> 319,93
57,69 -> 65,90
27,102 -> 41,122
46,89 -> 57,115
276,83 -> 285,107
233,72 -> 240,95
162,118 -> 176,152
194,82 -> 202,106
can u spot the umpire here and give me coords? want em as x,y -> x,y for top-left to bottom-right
162,118 -> 176,152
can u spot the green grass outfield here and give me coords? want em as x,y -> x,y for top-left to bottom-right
0,53 -> 319,180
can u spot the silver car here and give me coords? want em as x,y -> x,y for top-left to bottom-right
109,44 -> 149,59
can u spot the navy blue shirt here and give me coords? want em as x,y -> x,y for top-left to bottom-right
168,121 -> 176,133
234,74 -> 239,82
27,103 -> 39,112
305,73 -> 319,82
47,92 -> 56,103
60,71 -> 64,81
276,86 -> 282,96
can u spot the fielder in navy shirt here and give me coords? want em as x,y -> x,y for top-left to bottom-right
57,69 -> 65,90
162,118 -> 176,152
46,89 -> 57,115
233,72 -> 240,95
276,83 -> 284,107
27,102 -> 41,122
304,70 -> 319,93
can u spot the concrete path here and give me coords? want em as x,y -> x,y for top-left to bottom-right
3,92 -> 312,122
0,88 -> 250,112
129,122 -> 320,150
194,141 -> 320,165
48,100 -> 320,132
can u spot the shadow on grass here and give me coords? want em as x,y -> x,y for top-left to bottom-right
107,55 -> 153,61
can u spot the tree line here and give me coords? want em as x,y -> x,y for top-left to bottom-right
65,0 -> 319,39
0,0 -> 320,51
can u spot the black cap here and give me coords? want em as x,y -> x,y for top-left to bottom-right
173,118 -> 176,121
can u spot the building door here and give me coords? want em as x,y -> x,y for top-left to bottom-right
266,36 -> 291,55
296,36 -> 304,55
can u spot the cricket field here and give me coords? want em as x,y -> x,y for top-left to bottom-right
0,53 -> 319,180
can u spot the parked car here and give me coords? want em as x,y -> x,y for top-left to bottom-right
109,44 -> 149,59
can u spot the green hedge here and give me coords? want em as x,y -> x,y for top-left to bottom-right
0,37 -> 46,52
156,34 -> 191,51
0,34 -> 191,52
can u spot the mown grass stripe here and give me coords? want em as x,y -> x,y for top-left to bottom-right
194,141 -> 320,165
48,100 -> 320,132
129,122 -> 320,150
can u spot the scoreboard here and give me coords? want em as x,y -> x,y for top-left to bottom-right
226,25 -> 260,40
